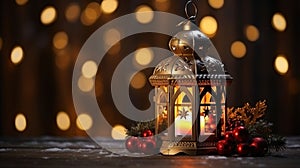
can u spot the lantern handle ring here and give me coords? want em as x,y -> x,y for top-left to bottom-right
185,0 -> 198,20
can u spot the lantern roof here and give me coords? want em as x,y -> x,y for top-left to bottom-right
149,56 -> 232,86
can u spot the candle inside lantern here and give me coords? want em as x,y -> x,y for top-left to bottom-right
175,111 -> 192,136
200,116 -> 205,135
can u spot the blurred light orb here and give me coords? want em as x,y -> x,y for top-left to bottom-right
15,0 -> 28,6
208,0 -> 224,9
41,6 -> 57,25
245,25 -> 260,42
15,113 -> 27,132
272,13 -> 287,32
76,113 -> 93,131
53,31 -> 69,50
81,2 -> 101,26
78,75 -> 94,92
111,125 -> 127,140
101,0 -> 118,14
135,5 -> 154,24
65,3 -> 81,22
104,28 -> 121,46
199,16 -> 218,37
11,46 -> 24,64
130,72 -> 147,89
134,48 -> 153,66
274,55 -> 289,75
154,0 -> 170,11
82,60 -> 98,78
231,41 -> 247,58
56,111 -> 70,131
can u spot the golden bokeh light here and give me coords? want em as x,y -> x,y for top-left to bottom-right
15,0 -> 28,6
199,16 -> 218,37
104,28 -> 121,47
135,5 -> 154,24
154,0 -> 170,11
78,75 -> 94,92
272,13 -> 287,32
274,55 -> 289,75
231,41 -> 247,58
11,46 -> 24,64
111,125 -> 127,140
81,60 -> 98,78
81,2 -> 101,26
208,0 -> 224,9
245,25 -> 260,42
40,6 -> 57,25
134,48 -> 154,66
56,111 -> 71,131
15,113 -> 27,132
65,3 -> 81,22
53,31 -> 69,50
101,0 -> 118,14
76,113 -> 93,131
130,72 -> 147,89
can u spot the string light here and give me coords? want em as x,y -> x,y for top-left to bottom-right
81,60 -> 98,78
199,16 -> 218,37
40,6 -> 57,25
135,5 -> 154,24
134,48 -> 153,66
130,72 -> 147,89
272,13 -> 287,32
56,111 -> 71,131
53,31 -> 69,50
208,0 -> 224,9
15,113 -> 27,132
76,113 -> 93,131
111,125 -> 127,140
245,25 -> 260,42
101,0 -> 118,14
274,55 -> 289,75
10,46 -> 24,64
231,41 -> 247,58
65,3 -> 81,23
15,0 -> 28,6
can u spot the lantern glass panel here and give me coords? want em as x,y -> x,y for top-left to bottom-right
156,86 -> 168,135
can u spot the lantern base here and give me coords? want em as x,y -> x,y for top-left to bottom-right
159,140 -> 217,155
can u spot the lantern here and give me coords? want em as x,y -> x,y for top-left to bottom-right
149,20 -> 232,155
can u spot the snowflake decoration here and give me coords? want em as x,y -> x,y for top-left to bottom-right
177,108 -> 190,119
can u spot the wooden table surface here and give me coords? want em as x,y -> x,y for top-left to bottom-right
0,136 -> 299,168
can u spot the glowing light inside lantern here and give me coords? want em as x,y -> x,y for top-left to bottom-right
175,110 -> 192,136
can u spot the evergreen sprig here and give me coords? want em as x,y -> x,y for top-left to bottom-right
126,120 -> 155,137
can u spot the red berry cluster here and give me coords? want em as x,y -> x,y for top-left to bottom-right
125,130 -> 162,155
216,126 -> 268,156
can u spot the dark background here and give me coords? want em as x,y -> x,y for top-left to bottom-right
1,0 -> 299,137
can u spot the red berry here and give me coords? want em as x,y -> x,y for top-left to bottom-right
142,130 -> 153,137
216,140 -> 233,156
233,126 -> 250,143
250,137 -> 268,156
125,137 -> 140,153
139,139 -> 156,155
237,143 -> 250,156
224,131 -> 234,142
